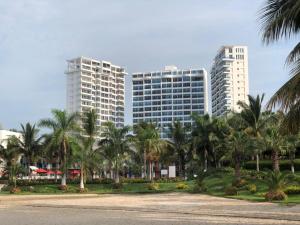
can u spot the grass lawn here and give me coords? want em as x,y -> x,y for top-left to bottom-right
1,170 -> 300,204
0,181 -> 195,195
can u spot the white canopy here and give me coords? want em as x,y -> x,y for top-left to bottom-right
29,166 -> 38,171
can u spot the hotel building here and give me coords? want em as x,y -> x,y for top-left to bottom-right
132,66 -> 208,138
211,45 -> 249,116
65,56 -> 126,128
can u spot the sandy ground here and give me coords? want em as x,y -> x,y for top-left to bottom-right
0,193 -> 300,225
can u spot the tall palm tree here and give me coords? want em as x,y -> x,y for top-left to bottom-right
226,130 -> 251,181
15,123 -> 42,177
133,122 -> 166,180
77,109 -> 100,189
238,94 -> 270,171
168,120 -> 190,178
192,114 -> 214,172
39,109 -> 80,187
99,122 -> 131,183
262,125 -> 286,172
260,0 -> 300,133
284,133 -> 300,173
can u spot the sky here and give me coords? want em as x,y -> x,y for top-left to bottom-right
0,0 -> 297,130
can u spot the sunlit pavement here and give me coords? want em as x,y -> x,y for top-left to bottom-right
1,193 -> 300,225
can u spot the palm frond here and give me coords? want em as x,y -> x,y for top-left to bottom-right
260,0 -> 300,43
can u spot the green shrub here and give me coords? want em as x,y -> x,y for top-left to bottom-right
232,179 -> 247,188
176,182 -> 188,190
120,178 -> 149,183
225,186 -> 238,195
244,159 -> 300,171
284,185 -> 300,195
58,185 -> 68,191
78,188 -> 89,193
265,190 -> 287,201
147,182 -> 159,191
247,184 -> 257,193
112,182 -> 123,189
154,177 -> 184,183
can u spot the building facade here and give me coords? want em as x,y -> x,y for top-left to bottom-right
132,66 -> 208,138
211,46 -> 249,116
65,56 -> 126,128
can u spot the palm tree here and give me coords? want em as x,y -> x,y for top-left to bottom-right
226,130 -> 251,181
78,109 -> 100,190
133,122 -> 166,180
99,122 -> 131,183
0,137 -> 21,188
262,125 -> 285,172
14,123 -> 42,177
260,0 -> 300,133
283,133 -> 300,173
192,114 -> 214,172
39,109 -> 80,187
168,120 -> 190,178
264,170 -> 289,201
238,94 -> 270,171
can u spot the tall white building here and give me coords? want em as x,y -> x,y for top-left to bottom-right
65,56 -> 126,128
211,46 -> 249,116
132,66 -> 208,138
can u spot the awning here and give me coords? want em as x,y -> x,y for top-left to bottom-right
36,168 -> 47,173
29,166 -> 38,171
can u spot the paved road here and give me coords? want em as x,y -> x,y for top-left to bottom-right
0,193 -> 300,225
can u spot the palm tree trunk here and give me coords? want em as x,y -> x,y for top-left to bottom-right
234,150 -> 241,181
256,154 -> 260,172
290,152 -> 295,174
143,150 -> 147,179
80,162 -> 84,189
204,148 -> 208,172
61,140 -> 67,186
271,150 -> 280,172
115,158 -> 119,183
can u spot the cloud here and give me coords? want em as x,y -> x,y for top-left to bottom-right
0,0 -> 294,129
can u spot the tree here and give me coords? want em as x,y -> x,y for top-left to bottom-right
168,120 -> 190,178
0,137 -> 22,188
192,114 -> 213,172
39,109 -> 80,187
133,122 -> 167,180
262,125 -> 285,172
260,0 -> 300,133
15,123 -> 42,177
77,109 -> 100,190
99,122 -> 131,183
283,133 -> 300,173
226,130 -> 252,181
238,94 -> 270,171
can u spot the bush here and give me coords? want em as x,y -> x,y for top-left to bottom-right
176,182 -> 188,190
265,190 -> 287,201
112,182 -> 123,190
78,188 -> 89,193
247,184 -> 257,193
232,179 -> 247,188
244,159 -> 300,171
120,178 -> 149,183
284,185 -> 300,195
147,182 -> 159,191
154,177 -> 184,183
10,187 -> 21,194
58,185 -> 68,191
225,186 -> 238,196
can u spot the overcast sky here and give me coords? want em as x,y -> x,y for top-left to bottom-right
0,0 -> 297,130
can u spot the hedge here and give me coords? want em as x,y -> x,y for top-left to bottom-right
244,159 -> 300,171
